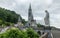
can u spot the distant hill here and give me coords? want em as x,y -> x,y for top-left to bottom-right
0,7 -> 20,23
51,26 -> 60,30
37,23 -> 60,30
0,7 -> 26,26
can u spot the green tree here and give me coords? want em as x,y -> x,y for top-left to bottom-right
0,7 -> 27,26
26,28 -> 39,38
0,27 -> 28,38
0,28 -> 40,38
0,20 -> 3,25
37,23 -> 44,28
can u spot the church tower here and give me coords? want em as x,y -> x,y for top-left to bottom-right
28,4 -> 37,27
28,4 -> 33,21
28,4 -> 34,26
18,16 -> 23,26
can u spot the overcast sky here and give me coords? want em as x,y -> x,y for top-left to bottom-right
0,0 -> 60,28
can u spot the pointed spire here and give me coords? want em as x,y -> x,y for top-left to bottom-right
18,16 -> 21,22
29,4 -> 31,8
29,4 -> 32,10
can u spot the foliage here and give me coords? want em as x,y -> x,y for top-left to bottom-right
0,20 -> 3,25
37,23 -> 44,27
26,28 -> 39,38
0,28 -> 39,38
0,8 -> 20,23
0,27 -> 28,38
21,19 -> 27,25
0,7 -> 27,27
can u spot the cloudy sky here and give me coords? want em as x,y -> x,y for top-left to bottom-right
0,0 -> 60,28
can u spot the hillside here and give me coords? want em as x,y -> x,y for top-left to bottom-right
0,7 -> 26,27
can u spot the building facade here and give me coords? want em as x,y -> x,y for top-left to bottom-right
28,4 -> 37,27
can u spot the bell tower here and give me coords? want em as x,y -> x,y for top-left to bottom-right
28,4 -> 37,27
18,15 -> 23,26
28,4 -> 34,26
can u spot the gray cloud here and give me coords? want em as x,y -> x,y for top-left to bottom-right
0,0 -> 60,28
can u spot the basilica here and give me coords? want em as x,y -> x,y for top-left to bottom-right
18,4 -> 37,28
17,4 -> 44,35
17,4 -> 51,37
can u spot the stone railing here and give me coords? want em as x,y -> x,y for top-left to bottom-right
40,33 -> 48,38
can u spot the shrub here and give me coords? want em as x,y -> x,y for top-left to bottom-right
0,27 -> 28,38
0,28 -> 39,38
0,20 -> 3,25
26,28 -> 39,38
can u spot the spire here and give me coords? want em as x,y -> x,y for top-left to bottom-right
28,4 -> 33,26
28,4 -> 33,20
18,16 -> 21,22
29,4 -> 32,10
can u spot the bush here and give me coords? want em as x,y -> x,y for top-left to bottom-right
4,22 -> 10,26
26,28 -> 39,38
0,20 -> 3,25
0,27 -> 28,38
0,28 -> 39,38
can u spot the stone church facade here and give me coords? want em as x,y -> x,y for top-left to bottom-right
17,4 -> 51,36
28,4 -> 37,27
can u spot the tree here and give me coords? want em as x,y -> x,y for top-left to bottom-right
0,7 -> 19,24
37,23 -> 44,28
26,28 -> 39,38
0,28 -> 40,38
0,20 -> 3,25
22,19 -> 27,25
0,7 -> 27,26
0,27 -> 28,38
